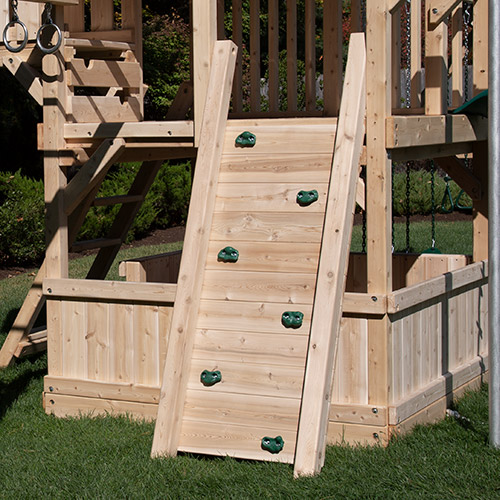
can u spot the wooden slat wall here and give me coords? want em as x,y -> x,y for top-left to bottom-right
55,299 -> 172,387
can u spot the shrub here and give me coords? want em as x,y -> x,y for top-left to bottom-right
0,171 -> 45,265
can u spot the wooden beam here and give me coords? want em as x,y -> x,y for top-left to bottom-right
472,141 -> 488,261
428,0 -> 464,28
2,55 -> 43,105
151,40 -> 237,458
63,138 -> 125,215
433,156 -> 482,200
472,0 -> 488,95
294,33 -> 366,477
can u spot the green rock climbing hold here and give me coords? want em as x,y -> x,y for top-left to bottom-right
296,189 -> 319,206
281,311 -> 304,329
235,131 -> 256,147
200,369 -> 222,387
218,246 -> 239,263
261,436 -> 284,454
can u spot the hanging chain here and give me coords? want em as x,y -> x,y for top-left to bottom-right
361,165 -> 367,253
44,2 -> 54,25
405,163 -> 411,253
430,160 -> 436,248
391,164 -> 395,253
361,0 -> 366,33
463,3 -> 472,103
11,0 -> 19,21
405,0 -> 411,108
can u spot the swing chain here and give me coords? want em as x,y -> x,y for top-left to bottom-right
404,0 -> 411,109
405,163 -> 411,253
36,2 -> 62,55
2,0 -> 29,53
463,3 -> 472,102
430,161 -> 436,249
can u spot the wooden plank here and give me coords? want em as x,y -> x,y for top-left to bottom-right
225,118 -> 337,154
329,403 -> 387,427
192,329 -> 308,366
389,141 -> 475,162
44,278 -> 177,303
63,138 -> 125,215
214,183 -> 328,213
450,5 -> 463,108
119,251 -> 182,284
286,0 -> 297,112
433,156 -> 481,200
191,0 -> 217,146
388,260 -> 488,313
109,303 -> 133,383
386,114 -> 488,148
22,0 -> 78,5
201,270 -> 317,304
472,142 -> 488,261
472,0 -> 488,95
231,0 -> 243,114
152,41 -> 237,458
250,0 -> 261,112
186,358 -> 304,399
268,0 -> 279,112
44,376 -> 160,403
86,301 -> 109,381
71,95 -> 142,123
67,59 -> 142,88
342,293 -> 387,315
179,420 -> 295,463
64,121 -> 194,140
90,0 -> 114,31
205,240 -> 321,273
64,1 -> 85,33
209,212 -> 325,243
68,29 -> 134,43
62,300 -> 87,379
197,299 -> 312,335
134,304 -> 160,386
322,0 -> 342,116
294,33 -> 366,477
44,393 -> 158,420
304,0 -> 316,112
327,422 -> 389,446
121,0 -> 142,65
428,0 -> 463,28
410,0 -> 422,108
219,153 -> 333,183
425,0 -> 448,115
184,390 -> 300,431
2,55 -> 43,105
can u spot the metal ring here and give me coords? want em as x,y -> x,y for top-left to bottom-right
2,19 -> 28,53
36,21 -> 62,55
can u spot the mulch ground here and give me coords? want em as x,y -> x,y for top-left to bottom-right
0,211 -> 472,282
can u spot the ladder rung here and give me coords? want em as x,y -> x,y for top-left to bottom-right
71,238 -> 122,252
92,194 -> 144,207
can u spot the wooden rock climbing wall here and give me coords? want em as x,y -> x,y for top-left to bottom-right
176,118 -> 336,462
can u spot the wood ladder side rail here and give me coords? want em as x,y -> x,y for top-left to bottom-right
293,33 -> 367,477
151,40 -> 237,458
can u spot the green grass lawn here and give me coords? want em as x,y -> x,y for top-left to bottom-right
1,220 -> 499,498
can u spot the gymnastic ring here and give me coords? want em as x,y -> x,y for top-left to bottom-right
3,19 -> 28,53
36,21 -> 62,54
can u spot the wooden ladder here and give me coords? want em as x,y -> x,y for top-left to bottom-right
152,35 -> 366,476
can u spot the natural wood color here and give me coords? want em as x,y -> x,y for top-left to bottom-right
433,156 -> 481,200
63,138 -> 125,215
472,0 -> 488,95
250,0 -> 261,112
450,5 -> 463,108
70,237 -> 122,252
231,0 -> 243,114
2,55 -> 43,105
25,0 -> 78,5
119,251 -> 182,284
44,278 -> 177,304
386,115 -> 488,148
428,0 -> 463,28
268,0 -> 279,112
343,293 -> 387,315
410,0 -> 422,108
304,0 -> 316,112
472,141 -> 488,261
286,0 -> 297,112
68,30 -> 134,43
327,422 -> 389,446
329,403 -> 387,427
152,40 -> 237,458
90,0 -> 114,32
191,0 -> 217,146
71,96 -> 142,123
425,0 -> 448,115
67,59 -> 141,88
166,81 -> 193,120
64,121 -> 194,140
387,260 -> 488,313
93,194 -> 143,207
389,142 -> 475,162
294,33 -> 366,477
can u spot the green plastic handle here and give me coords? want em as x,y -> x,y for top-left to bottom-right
281,311 -> 304,329
296,189 -> 319,207
235,131 -> 256,147
217,246 -> 239,263
261,436 -> 284,454
200,370 -> 222,387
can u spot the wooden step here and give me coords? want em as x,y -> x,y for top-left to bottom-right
92,194 -> 144,207
71,237 -> 122,252
14,327 -> 48,358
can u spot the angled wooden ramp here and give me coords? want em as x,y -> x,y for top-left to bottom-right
152,34 -> 366,475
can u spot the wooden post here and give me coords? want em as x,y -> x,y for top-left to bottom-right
305,0 -> 316,112
410,0 -> 422,108
472,141 -> 488,262
294,32 -> 366,477
268,0 -> 279,112
151,40 -> 237,458
287,0 -> 297,113
366,0 -> 392,413
231,0 -> 243,114
451,5 -> 463,107
250,0 -> 261,112
472,0 -> 488,95
192,0 -> 217,146
323,0 -> 342,116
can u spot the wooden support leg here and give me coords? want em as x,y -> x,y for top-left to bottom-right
472,141 -> 488,262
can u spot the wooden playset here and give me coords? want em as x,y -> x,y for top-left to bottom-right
0,0 -> 489,477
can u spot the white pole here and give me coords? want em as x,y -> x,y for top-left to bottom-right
489,0 -> 500,448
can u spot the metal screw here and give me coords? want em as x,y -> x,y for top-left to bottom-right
49,386 -> 54,392
373,432 -> 379,439
432,8 -> 438,14
50,399 -> 55,405
372,407 -> 378,414
371,296 -> 378,302
47,288 -> 52,294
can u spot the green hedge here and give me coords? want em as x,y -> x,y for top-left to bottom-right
0,167 -> 471,266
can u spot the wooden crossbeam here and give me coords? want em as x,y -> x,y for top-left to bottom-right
2,56 -> 43,105
433,156 -> 482,200
294,32 -> 366,477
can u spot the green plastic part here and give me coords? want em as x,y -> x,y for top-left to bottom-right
422,246 -> 442,255
296,189 -> 319,207
217,246 -> 239,263
200,370 -> 222,387
281,311 -> 304,329
235,131 -> 256,147
261,436 -> 284,454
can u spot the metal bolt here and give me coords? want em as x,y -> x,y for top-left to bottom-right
372,407 -> 378,414
47,288 -> 52,294
371,296 -> 378,302
50,399 -> 55,405
373,432 -> 379,439
432,8 -> 438,14
49,386 -> 54,392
